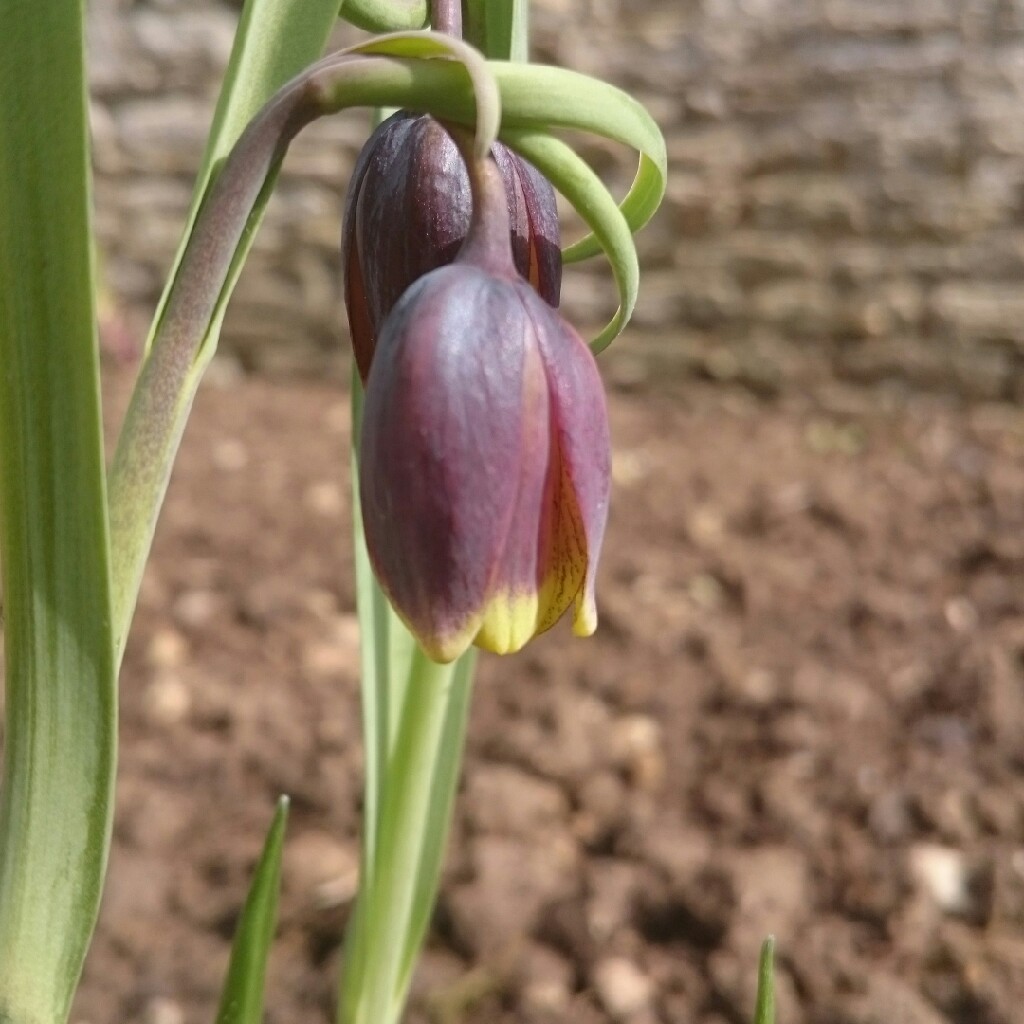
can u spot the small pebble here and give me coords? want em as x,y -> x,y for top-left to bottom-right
302,641 -> 355,677
172,589 -> 221,628
909,844 -> 969,914
147,627 -> 188,669
323,401 -> 349,435
211,437 -> 248,471
142,997 -> 184,1024
142,674 -> 191,726
519,945 -> 574,1015
301,587 -> 339,620
203,354 -> 244,388
304,480 -> 343,517
612,449 -> 652,487
287,831 -> 359,909
610,715 -> 666,792
688,506 -> 726,545
944,596 -> 978,632
593,957 -> 653,1020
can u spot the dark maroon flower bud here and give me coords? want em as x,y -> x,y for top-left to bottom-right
359,155 -> 609,663
342,110 -> 561,381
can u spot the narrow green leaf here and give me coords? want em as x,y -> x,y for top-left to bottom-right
753,936 -> 776,1024
215,798 -> 290,1024
510,0 -> 529,61
344,370 -> 419,1024
109,0 -> 340,663
488,63 -> 667,259
351,371 -> 398,877
0,2 -> 116,1022
144,0 -> 340,362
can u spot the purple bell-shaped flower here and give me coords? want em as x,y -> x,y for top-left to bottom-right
359,151 -> 610,663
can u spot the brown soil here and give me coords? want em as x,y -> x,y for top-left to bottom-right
70,361 -> 1024,1024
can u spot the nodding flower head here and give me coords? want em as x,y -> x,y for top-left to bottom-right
358,151 -> 610,663
342,111 -> 561,381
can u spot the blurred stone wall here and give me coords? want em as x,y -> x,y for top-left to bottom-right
90,0 -> 1024,396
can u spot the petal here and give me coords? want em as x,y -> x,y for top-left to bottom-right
343,237 -> 376,382
359,265 -> 531,662
341,114 -> 391,381
357,116 -> 469,331
530,293 -> 611,637
493,144 -> 562,307
473,284 -> 608,653
472,335 -> 552,655
513,154 -> 563,307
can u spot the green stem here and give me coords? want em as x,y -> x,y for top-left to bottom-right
367,651 -> 456,1023
394,649 -> 475,1006
340,647 -> 473,1024
464,0 -> 529,60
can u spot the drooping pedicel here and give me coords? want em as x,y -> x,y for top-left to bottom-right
358,155 -> 609,663
342,111 -> 561,381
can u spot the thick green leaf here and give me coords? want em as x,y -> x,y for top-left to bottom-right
215,798 -> 290,1024
753,936 -> 776,1024
0,2 -> 117,1022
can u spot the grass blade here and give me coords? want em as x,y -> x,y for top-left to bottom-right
215,798 -> 290,1024
0,2 -> 117,1021
753,936 -> 776,1024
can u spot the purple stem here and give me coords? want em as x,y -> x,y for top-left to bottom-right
430,0 -> 463,36
452,134 -> 517,277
